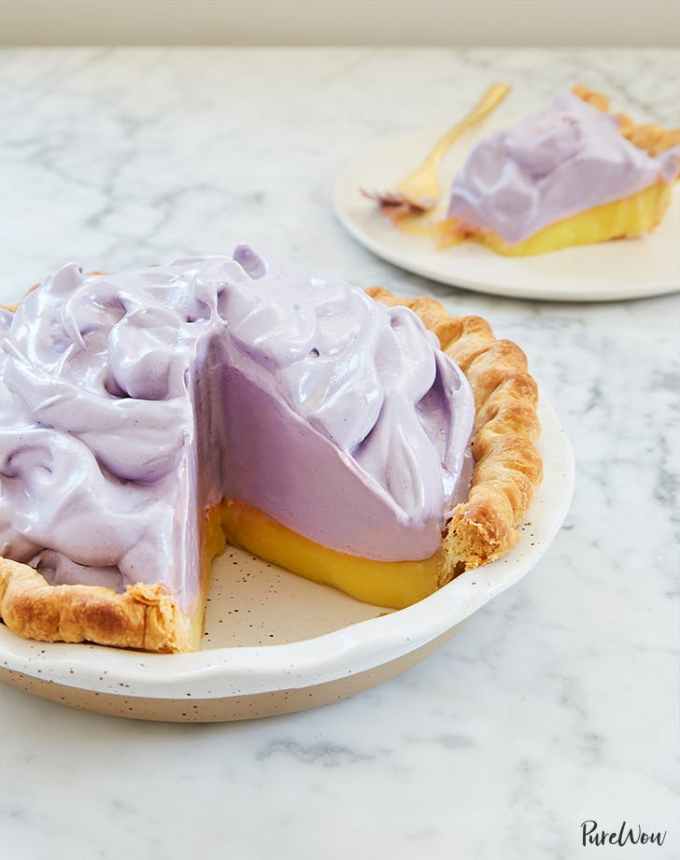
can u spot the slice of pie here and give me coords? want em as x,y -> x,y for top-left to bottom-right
0,248 -> 541,652
439,86 -> 680,255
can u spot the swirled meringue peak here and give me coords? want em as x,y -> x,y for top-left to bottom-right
0,248 -> 474,607
447,92 -> 680,244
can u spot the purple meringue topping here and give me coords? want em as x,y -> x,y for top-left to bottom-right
0,250 -> 474,607
447,92 -> 680,244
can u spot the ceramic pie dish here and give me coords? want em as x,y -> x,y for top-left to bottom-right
0,393 -> 573,721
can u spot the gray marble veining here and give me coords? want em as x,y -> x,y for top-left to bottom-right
0,47 -> 679,860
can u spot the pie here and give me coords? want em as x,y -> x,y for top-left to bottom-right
440,85 -> 680,255
380,85 -> 680,256
0,249 -> 542,652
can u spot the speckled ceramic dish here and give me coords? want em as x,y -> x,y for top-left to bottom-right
335,126 -> 680,302
0,398 -> 573,723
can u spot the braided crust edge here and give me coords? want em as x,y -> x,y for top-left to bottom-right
366,288 -> 543,577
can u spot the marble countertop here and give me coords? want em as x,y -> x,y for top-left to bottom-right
1,48 -> 679,860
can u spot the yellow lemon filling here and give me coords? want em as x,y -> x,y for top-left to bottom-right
437,181 -> 672,257
201,499 -> 443,612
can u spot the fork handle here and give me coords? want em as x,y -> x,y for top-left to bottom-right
423,83 -> 511,168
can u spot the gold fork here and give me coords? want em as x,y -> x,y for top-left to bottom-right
366,82 -> 511,217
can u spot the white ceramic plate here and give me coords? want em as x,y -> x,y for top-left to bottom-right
334,127 -> 680,302
0,398 -> 574,722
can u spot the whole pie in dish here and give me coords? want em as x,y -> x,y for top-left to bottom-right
0,248 -> 541,652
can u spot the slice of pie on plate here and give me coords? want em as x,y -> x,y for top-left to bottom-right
443,86 -> 680,255
0,248 -> 541,652
379,85 -> 680,257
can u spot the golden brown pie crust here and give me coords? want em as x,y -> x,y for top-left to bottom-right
0,290 -> 542,652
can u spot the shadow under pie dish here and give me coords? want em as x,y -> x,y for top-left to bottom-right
0,248 -> 542,653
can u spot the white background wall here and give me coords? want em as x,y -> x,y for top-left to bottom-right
2,0 -> 679,46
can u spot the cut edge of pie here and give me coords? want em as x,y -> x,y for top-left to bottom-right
366,289 -> 542,575
0,290 -> 542,653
